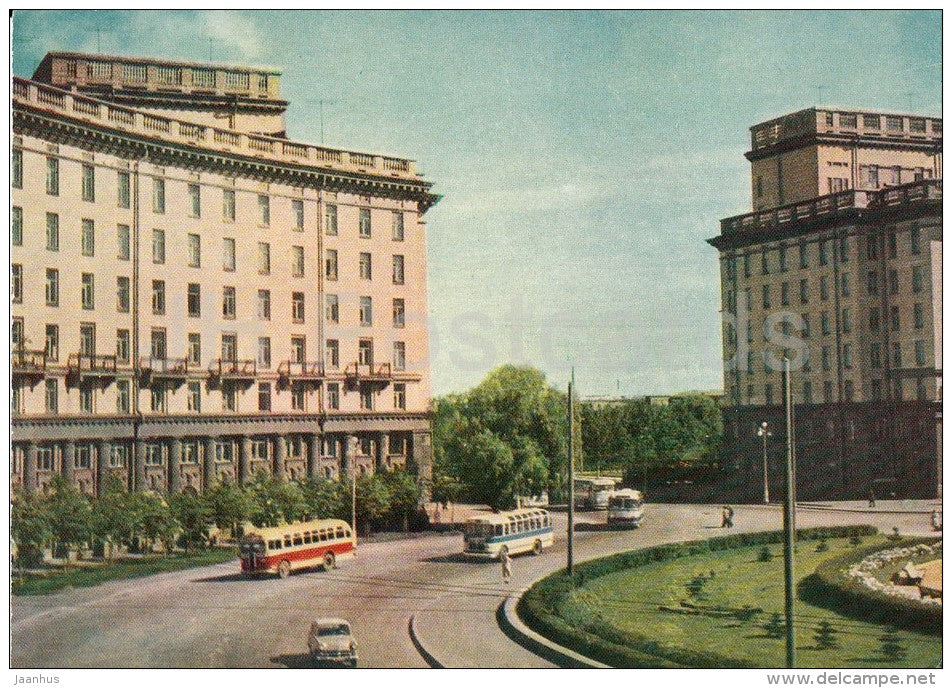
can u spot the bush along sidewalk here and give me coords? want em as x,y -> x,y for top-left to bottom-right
517,525 -> 879,668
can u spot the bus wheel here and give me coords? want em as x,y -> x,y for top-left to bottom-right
323,551 -> 336,571
277,560 -> 291,579
532,539 -> 543,555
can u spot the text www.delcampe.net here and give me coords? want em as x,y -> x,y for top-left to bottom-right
767,673 -> 937,686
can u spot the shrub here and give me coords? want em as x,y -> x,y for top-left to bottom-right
816,540 -> 829,553
757,546 -> 773,562
763,612 -> 785,639
849,535 -> 863,546
878,628 -> 907,662
813,620 -> 839,650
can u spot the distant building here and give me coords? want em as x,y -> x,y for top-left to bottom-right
11,52 -> 439,496
708,107 -> 941,500
581,391 -> 724,409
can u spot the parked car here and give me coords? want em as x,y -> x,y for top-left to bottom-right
308,618 -> 358,667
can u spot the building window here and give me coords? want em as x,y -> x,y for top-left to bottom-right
292,292 -> 305,323
819,239 -> 828,266
82,164 -> 95,202
842,308 -> 852,333
761,248 -> 769,275
821,311 -> 831,336
821,346 -> 831,371
798,278 -> 808,304
80,219 -> 95,256
12,148 -> 22,188
187,333 -> 201,365
109,445 -> 129,468
327,383 -> 340,410
221,334 -> 237,362
258,382 -> 272,411
765,384 -> 773,405
292,245 -> 305,277
867,270 -> 878,296
393,298 -> 406,328
12,386 -> 24,416
869,307 -> 880,332
761,284 -> 770,309
152,280 -> 165,315
258,242 -> 271,274
151,328 -> 167,360
326,339 -> 339,368
892,342 -> 901,367
359,208 -> 372,237
916,379 -> 928,401
187,233 -> 201,267
152,178 -> 165,214
257,289 -> 271,320
258,195 -> 270,226
819,276 -> 829,301
358,339 -> 373,366
802,313 -> 810,338
223,189 -> 236,221
11,264 -> 22,303
393,255 -> 405,284
866,235 -> 879,260
843,380 -> 854,402
116,329 -> 130,364
840,273 -> 850,297
915,340 -> 927,367
910,226 -> 922,255
117,276 -> 131,313
843,343 -> 853,368
150,386 -> 167,413
292,199 -> 305,230
839,236 -> 848,262
11,317 -> 23,350
46,213 -> 59,251
45,324 -> 59,362
187,283 -> 201,317
80,386 -> 94,414
223,237 -> 236,271
117,224 -> 130,260
187,381 -> 202,412
291,385 -> 306,411
914,302 -> 924,329
116,379 -> 130,414
223,286 -> 236,319
46,157 -> 59,195
912,265 -> 924,293
803,381 -> 813,404
778,245 -> 787,272
258,337 -> 271,369
326,294 -> 339,323
360,296 -> 373,326
780,282 -> 789,306
152,228 -> 165,264
81,273 -> 95,310
891,306 -> 900,332
291,336 -> 306,363
325,204 -> 338,235
188,183 -> 201,218
117,171 -> 130,208
325,249 -> 338,280
12,206 -> 22,246
359,252 -> 372,280
870,343 -> 881,369
867,165 -> 879,188
79,323 -> 96,356
183,441 -> 199,465
889,269 -> 898,295
392,211 -> 404,241
45,379 -> 58,414
393,341 -> 406,371
360,385 -> 373,410
394,383 -> 406,410
828,177 -> 847,193
888,233 -> 898,258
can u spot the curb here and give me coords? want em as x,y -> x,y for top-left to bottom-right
497,593 -> 607,668
408,614 -> 444,668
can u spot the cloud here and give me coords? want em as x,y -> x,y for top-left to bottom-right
199,11 -> 266,62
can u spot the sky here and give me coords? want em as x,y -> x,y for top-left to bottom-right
12,10 -> 942,398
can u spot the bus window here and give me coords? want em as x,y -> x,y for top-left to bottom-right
303,532 -> 312,544
269,539 -> 280,550
495,525 -> 503,537
284,536 -> 292,547
319,529 -> 328,541
293,534 -> 303,546
344,528 -> 352,538
336,527 -> 345,539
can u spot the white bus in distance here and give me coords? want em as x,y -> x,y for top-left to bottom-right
607,488 -> 645,528
574,476 -> 620,510
463,508 -> 555,559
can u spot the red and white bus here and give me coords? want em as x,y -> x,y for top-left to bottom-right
239,518 -> 356,579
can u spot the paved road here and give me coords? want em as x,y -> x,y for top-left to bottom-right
11,501 -> 938,668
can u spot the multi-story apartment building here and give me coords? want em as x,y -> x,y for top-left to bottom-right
709,107 -> 941,500
11,52 -> 439,496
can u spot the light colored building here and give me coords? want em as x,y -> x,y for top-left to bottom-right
709,107 -> 942,500
11,52 -> 439,496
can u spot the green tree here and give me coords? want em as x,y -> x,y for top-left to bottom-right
137,493 -> 179,554
247,475 -> 306,527
205,481 -> 252,537
299,478 -> 348,521
355,474 -> 391,535
381,468 -> 422,531
91,475 -> 133,561
878,628 -> 907,663
168,490 -> 210,552
46,476 -> 93,567
763,612 -> 785,640
11,493 -> 52,568
813,620 -> 839,650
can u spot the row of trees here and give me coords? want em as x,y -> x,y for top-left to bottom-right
12,469 -> 424,567
431,365 -> 723,507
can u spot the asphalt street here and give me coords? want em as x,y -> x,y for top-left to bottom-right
11,501 -> 938,668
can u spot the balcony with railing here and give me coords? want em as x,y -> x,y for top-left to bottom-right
344,362 -> 393,382
67,353 -> 118,383
720,179 -> 942,237
13,77 -> 421,181
139,357 -> 198,386
12,349 -> 47,383
278,360 -> 324,383
210,359 -> 257,380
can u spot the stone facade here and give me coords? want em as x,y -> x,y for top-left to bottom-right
10,52 -> 438,497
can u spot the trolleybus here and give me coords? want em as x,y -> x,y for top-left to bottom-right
462,508 -> 554,559
574,476 -> 620,510
607,488 -> 645,527
239,518 -> 356,578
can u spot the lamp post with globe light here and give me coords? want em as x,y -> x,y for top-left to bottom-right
757,422 -> 772,503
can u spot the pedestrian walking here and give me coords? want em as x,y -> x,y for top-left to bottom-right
500,548 -> 512,584
721,505 -> 734,528
868,489 -> 876,508
931,510 -> 942,531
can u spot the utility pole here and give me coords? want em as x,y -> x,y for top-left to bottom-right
782,357 -> 796,668
758,422 -> 772,503
567,367 -> 575,576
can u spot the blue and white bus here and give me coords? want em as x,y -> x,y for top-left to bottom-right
462,508 -> 554,559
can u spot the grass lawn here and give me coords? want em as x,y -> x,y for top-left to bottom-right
12,547 -> 237,596
571,537 -> 941,668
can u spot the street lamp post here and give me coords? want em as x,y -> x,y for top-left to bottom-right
757,422 -> 772,504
